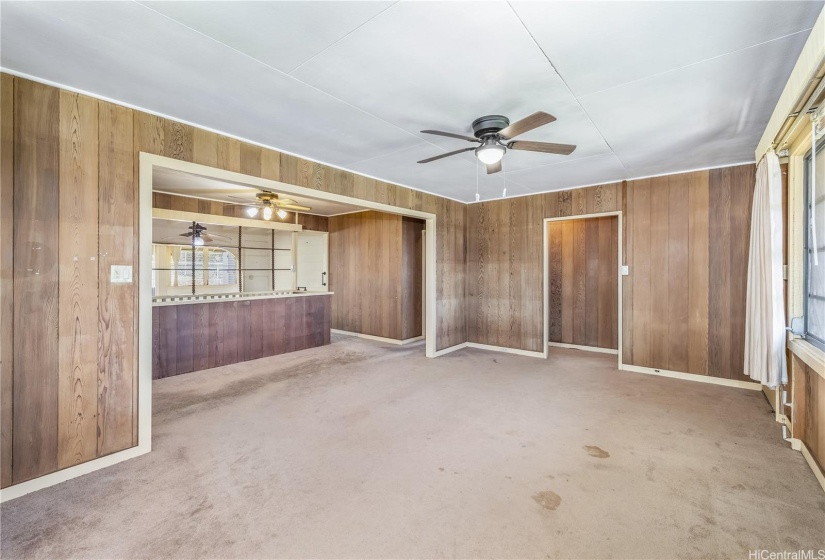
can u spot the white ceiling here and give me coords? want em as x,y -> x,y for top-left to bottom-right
153,168 -> 366,217
2,1 -> 821,202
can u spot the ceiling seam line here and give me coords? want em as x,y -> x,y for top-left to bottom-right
287,1 -> 401,75
579,26 -> 816,100
505,1 -> 630,174
132,0 -> 459,157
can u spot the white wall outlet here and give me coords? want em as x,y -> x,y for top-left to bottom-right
621,266 -> 629,276
110,265 -> 133,283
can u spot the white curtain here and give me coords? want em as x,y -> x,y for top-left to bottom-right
744,151 -> 787,387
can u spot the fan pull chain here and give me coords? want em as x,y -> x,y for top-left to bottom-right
476,156 -> 480,202
502,156 -> 507,198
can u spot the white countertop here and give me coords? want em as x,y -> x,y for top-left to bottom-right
152,290 -> 333,307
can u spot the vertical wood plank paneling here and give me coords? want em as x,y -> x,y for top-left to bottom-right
597,217 -> 614,349
133,113 -> 164,156
547,216 -> 618,349
57,91 -> 99,468
548,221 -> 563,342
217,136 -> 240,173
709,168 -> 732,378
261,149 -> 281,181
97,101 -> 135,457
249,300 -> 264,360
0,73 -> 14,488
207,302 -> 224,369
584,218 -> 599,346
328,211 -> 406,340
192,128 -> 217,168
572,219 -> 586,345
666,174 -> 689,373
12,79 -> 60,482
631,179 -> 652,367
560,220 -> 574,344
240,143 -> 262,177
192,303 -> 209,371
621,181 -> 633,363
688,171 -> 710,375
155,306 -> 176,379
649,177 -> 670,368
175,304 -> 194,375
163,120 -> 193,161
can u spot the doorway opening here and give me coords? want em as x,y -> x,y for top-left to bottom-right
543,212 -> 623,366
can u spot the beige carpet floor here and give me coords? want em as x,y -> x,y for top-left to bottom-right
2,336 -> 824,559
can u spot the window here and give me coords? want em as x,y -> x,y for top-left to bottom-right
804,147 -> 825,351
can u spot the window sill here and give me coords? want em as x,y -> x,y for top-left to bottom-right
788,337 -> 825,380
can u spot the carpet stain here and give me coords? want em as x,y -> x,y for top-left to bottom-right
584,445 -> 610,459
532,491 -> 561,511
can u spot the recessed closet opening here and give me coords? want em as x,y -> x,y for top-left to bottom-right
543,212 -> 623,365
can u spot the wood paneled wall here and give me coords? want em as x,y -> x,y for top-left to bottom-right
328,211 -> 423,341
623,166 -> 754,381
1,73 -> 466,488
791,356 -> 824,472
152,192 -> 329,232
401,217 -> 424,340
548,216 -> 618,349
152,295 -> 331,379
1,77 -> 138,487
468,166 -> 756,381
467,183 -> 622,353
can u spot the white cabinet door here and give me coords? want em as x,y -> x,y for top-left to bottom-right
296,231 -> 328,291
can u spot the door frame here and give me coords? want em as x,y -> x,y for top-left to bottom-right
542,211 -> 623,367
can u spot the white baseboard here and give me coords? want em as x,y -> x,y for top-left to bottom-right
620,364 -> 761,391
548,342 -> 618,355
432,342 -> 546,359
431,342 -> 468,357
331,329 -> 424,346
0,442 -> 151,503
792,438 -> 825,494
466,342 -> 545,358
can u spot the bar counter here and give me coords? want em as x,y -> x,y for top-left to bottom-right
152,292 -> 332,379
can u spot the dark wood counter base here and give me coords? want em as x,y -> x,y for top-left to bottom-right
152,294 -> 331,379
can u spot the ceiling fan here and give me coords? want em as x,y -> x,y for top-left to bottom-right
164,222 -> 233,247
418,112 -> 576,174
227,191 -> 312,220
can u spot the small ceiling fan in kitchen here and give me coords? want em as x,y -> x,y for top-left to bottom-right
417,111 -> 576,174
227,190 -> 311,221
163,222 -> 234,247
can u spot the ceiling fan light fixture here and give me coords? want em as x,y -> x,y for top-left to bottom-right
246,206 -> 259,218
262,206 -> 273,221
476,142 -> 505,165
193,235 -> 205,247
276,208 -> 288,220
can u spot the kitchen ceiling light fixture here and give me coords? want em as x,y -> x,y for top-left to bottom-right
193,235 -> 205,246
229,191 -> 311,221
418,112 -> 576,174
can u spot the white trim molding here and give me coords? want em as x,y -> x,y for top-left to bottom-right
466,342 -> 545,358
431,342 -> 469,357
548,342 -> 619,355
331,329 -> 424,346
620,364 -> 762,391
543,212 -> 623,365
791,439 -> 825,494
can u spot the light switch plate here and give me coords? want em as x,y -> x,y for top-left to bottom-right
621,266 -> 629,276
110,265 -> 133,283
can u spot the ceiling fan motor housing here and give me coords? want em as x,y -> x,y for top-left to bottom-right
471,115 -> 510,138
